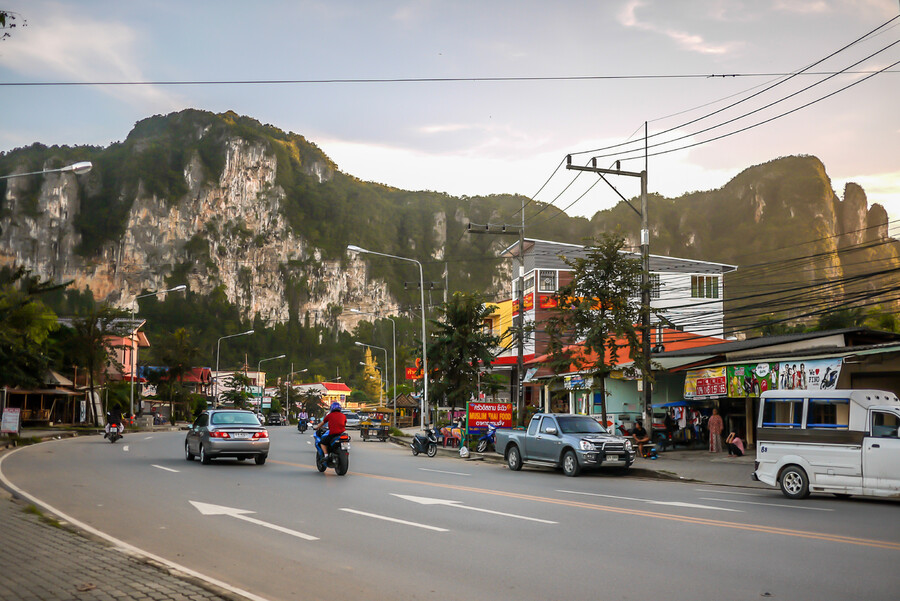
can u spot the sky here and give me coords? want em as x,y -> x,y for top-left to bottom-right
1,0 -> 898,235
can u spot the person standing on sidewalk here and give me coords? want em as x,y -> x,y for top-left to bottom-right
708,408 -> 724,453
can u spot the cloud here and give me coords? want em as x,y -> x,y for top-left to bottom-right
771,0 -> 830,14
617,0 -> 739,55
0,3 -> 182,111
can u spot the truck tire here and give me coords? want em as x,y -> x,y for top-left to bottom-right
506,445 -> 523,471
779,465 -> 810,499
562,449 -> 581,477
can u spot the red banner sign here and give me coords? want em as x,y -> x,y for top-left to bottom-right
405,367 -> 421,380
466,401 -> 512,433
539,295 -> 557,309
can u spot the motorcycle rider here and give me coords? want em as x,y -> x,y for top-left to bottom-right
105,407 -> 124,439
316,402 -> 347,461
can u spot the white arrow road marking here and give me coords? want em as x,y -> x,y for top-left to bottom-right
699,497 -> 834,511
340,508 -> 448,532
122,445 -> 129,452
152,465 -> 179,473
419,468 -> 470,476
190,501 -> 318,540
144,436 -> 154,440
393,494 -> 557,524
557,490 -> 742,512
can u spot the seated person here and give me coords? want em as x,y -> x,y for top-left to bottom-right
631,420 -> 651,457
726,431 -> 744,457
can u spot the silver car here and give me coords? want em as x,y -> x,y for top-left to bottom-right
342,410 -> 361,429
185,409 -> 270,465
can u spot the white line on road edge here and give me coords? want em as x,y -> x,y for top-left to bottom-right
699,497 -> 834,511
339,508 -> 449,532
152,465 -> 179,473
557,489 -> 742,512
393,494 -> 558,524
0,445 -> 277,601
694,488 -> 764,497
418,468 -> 470,476
190,501 -> 319,540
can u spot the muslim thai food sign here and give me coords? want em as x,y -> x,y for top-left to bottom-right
466,401 -> 513,435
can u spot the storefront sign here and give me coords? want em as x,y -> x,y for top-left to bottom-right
466,401 -> 513,434
776,358 -> 842,391
524,292 -> 534,311
1,408 -> 21,434
564,375 -> 593,390
727,363 -> 778,397
405,367 -> 422,380
684,367 -> 727,398
539,295 -> 558,309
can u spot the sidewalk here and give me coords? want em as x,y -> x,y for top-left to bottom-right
394,427 -> 764,488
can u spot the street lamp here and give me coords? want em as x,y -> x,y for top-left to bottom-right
130,285 -> 187,418
285,364 -> 308,419
351,308 -> 397,427
214,329 -> 254,407
356,341 -> 387,405
348,245 -> 428,429
256,354 -> 286,413
0,161 -> 93,180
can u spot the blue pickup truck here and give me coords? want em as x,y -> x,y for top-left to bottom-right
495,413 -> 636,476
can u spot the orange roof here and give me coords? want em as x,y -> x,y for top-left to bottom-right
322,382 -> 352,393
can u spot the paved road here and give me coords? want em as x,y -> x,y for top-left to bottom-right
2,427 -> 899,601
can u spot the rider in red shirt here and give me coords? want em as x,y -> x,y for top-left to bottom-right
316,402 -> 347,459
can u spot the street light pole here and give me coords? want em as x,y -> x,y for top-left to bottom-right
351,309 -> 397,427
285,365 -> 308,418
130,285 -> 186,419
257,354 -> 286,413
355,341 -> 387,406
0,161 -> 93,180
214,329 -> 254,407
348,245 -> 428,429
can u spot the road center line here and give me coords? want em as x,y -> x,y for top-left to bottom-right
339,508 -> 448,532
699,497 -> 834,511
419,468 -> 471,476
152,465 -> 179,473
558,489 -> 740,512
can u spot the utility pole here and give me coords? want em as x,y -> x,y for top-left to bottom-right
566,131 -> 651,430
467,221 -> 526,427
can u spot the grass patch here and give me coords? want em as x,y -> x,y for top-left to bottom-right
22,504 -> 65,529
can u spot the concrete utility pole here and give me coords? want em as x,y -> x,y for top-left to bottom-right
467,221 -> 526,427
566,129 -> 651,430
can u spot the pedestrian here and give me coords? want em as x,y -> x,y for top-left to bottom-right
708,408 -> 724,453
725,431 -> 744,457
631,420 -> 652,458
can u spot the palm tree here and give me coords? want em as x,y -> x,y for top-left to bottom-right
155,328 -> 202,423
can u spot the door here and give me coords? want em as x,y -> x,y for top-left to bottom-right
530,416 -> 562,462
187,413 -> 208,454
863,410 -> 900,492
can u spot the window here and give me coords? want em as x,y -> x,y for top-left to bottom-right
650,274 -> 661,299
539,417 -> 558,434
527,415 -> 541,436
808,398 -> 850,429
871,411 -> 899,438
524,275 -> 535,293
761,398 -> 803,428
691,275 -> 719,299
539,270 -> 557,293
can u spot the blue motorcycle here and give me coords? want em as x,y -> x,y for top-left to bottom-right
314,428 -> 351,475
475,423 -> 499,453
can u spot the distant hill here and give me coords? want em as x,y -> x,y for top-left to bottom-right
0,109 -> 896,337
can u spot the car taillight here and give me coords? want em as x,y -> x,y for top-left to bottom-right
209,431 -> 230,439
253,431 -> 268,439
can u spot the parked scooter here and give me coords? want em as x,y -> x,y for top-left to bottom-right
314,428 -> 351,475
475,423 -> 499,453
410,427 -> 439,457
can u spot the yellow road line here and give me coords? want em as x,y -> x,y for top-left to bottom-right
271,459 -> 900,550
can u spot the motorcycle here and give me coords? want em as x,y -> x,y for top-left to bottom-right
314,428 -> 351,475
297,418 -> 308,433
475,423 -> 499,453
105,423 -> 124,444
410,427 -> 438,457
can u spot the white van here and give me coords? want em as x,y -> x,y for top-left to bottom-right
754,389 -> 900,499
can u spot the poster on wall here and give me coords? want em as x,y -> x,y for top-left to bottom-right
684,367 -> 727,398
727,363 -> 779,397
776,358 -> 842,391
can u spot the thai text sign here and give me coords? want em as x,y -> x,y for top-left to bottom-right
2,408 -> 21,434
466,401 -> 512,435
405,367 -> 421,380
684,367 -> 727,398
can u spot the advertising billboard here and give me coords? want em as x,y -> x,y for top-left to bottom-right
466,401 -> 513,435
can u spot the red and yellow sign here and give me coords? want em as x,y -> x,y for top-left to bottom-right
466,401 -> 513,434
539,295 -> 558,309
684,367 -> 727,398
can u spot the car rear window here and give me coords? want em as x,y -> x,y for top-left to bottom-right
211,412 -> 260,425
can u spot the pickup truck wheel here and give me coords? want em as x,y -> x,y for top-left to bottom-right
779,465 -> 810,499
506,445 -> 523,471
562,450 -> 581,477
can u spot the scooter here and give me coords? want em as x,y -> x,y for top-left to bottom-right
475,423 -> 499,453
314,428 -> 351,475
410,427 -> 438,457
105,423 -> 124,444
297,418 -> 308,433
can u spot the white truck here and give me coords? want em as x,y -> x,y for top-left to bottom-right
753,389 -> 900,499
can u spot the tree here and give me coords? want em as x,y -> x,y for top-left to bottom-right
298,387 -> 325,418
64,304 -> 130,425
154,328 -> 202,424
0,10 -> 26,42
360,348 -> 383,403
0,266 -> 59,389
221,372 -> 254,409
426,292 -> 500,417
545,234 -> 644,428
